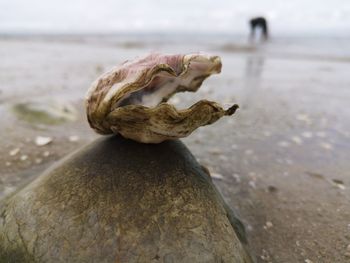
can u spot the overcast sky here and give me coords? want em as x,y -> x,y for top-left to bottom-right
0,0 -> 349,35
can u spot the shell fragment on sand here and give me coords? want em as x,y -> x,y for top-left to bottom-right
9,148 -> 20,156
86,53 -> 238,143
35,136 -> 53,146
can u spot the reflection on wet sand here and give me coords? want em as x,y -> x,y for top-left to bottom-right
242,55 -> 265,107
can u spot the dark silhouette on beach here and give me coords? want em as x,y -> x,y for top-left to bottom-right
249,17 -> 269,41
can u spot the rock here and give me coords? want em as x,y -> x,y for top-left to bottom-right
0,136 -> 253,263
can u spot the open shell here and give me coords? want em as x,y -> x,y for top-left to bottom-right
86,53 -> 238,143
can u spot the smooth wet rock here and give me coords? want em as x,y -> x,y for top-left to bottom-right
0,136 -> 253,263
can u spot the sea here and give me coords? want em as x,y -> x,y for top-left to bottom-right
0,0 -> 350,58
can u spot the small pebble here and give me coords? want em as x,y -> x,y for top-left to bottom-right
306,172 -> 324,179
9,148 -> 20,156
68,135 -> 80,142
232,173 -> 241,183
302,131 -> 313,138
246,224 -> 253,232
278,141 -> 290,147
231,144 -> 239,150
333,182 -> 346,190
305,259 -> 313,263
320,142 -> 333,150
260,249 -> 270,261
264,221 -> 273,229
248,180 -> 256,189
20,155 -> 28,161
333,179 -> 344,185
345,245 -> 350,257
5,161 -> 11,166
35,136 -> 52,146
43,151 -> 50,157
211,173 -> 224,180
291,136 -> 303,145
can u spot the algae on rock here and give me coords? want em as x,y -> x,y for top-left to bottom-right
0,136 -> 253,263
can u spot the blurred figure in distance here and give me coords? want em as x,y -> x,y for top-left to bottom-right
249,17 -> 269,41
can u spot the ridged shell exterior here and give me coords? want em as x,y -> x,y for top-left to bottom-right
86,53 -> 238,143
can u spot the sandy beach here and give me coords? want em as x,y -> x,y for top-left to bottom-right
0,34 -> 349,262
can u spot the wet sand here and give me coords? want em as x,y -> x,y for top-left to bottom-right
0,35 -> 349,262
